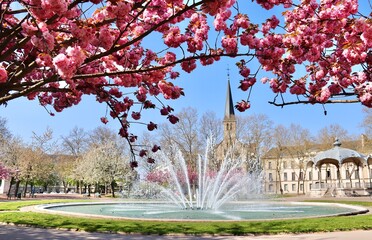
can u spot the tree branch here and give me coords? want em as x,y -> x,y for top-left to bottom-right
268,99 -> 360,107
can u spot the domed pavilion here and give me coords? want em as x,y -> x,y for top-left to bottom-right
307,139 -> 371,197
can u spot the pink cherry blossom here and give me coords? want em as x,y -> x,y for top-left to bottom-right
0,163 -> 10,179
235,100 -> 250,112
147,122 -> 157,131
167,115 -> 179,124
0,0 -> 370,165
131,112 -> 141,120
0,68 -> 8,83
100,117 -> 108,124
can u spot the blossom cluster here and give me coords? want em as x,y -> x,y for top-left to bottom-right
0,0 -> 370,165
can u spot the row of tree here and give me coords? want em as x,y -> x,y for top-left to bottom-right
139,107 -> 371,179
0,107 -> 371,198
0,120 -> 136,198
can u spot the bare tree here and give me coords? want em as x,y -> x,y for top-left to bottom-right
199,111 -> 223,144
159,107 -> 202,163
32,127 -> 59,154
287,124 -> 314,194
89,126 -> 119,148
0,117 -> 12,142
317,124 -> 351,148
271,125 -> 292,194
361,108 -> 372,137
61,127 -> 89,157
0,117 -> 12,162
137,132 -> 160,174
237,114 -> 273,163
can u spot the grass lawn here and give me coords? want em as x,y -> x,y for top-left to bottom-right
0,199 -> 371,236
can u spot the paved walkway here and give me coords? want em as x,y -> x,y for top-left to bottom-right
0,225 -> 371,240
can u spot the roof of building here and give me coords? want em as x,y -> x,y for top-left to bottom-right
263,136 -> 371,161
311,139 -> 368,168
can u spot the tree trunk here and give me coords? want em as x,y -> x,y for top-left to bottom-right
14,180 -> 20,198
23,180 -> 29,198
95,182 -> 99,194
43,184 -> 48,192
75,181 -> 79,194
80,181 -> 84,193
7,177 -> 14,198
276,169 -> 282,195
30,183 -> 35,197
87,184 -> 91,196
297,171 -> 301,195
63,181 -> 67,193
111,181 -> 115,198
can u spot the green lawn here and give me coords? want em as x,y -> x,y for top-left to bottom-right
0,199 -> 371,236
0,199 -> 90,211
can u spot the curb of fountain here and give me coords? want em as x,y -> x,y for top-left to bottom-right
20,200 -> 370,222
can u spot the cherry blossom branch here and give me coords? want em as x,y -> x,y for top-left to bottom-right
269,99 -> 360,107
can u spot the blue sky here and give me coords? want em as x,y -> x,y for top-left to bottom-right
0,1 -> 369,142
1,58 -> 366,142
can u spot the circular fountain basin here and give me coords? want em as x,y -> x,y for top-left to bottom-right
36,201 -> 368,221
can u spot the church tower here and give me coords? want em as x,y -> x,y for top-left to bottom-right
215,78 -> 240,165
223,80 -> 237,145
215,75 -> 252,171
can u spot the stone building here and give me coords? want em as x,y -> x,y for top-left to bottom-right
214,80 -> 253,170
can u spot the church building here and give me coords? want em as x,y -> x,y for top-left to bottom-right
215,80 -> 253,170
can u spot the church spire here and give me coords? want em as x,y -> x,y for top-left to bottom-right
223,71 -> 236,144
225,79 -> 235,119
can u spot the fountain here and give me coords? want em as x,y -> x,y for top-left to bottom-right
156,139 -> 263,210
37,139 -> 368,220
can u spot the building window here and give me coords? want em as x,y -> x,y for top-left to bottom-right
326,170 -> 331,179
268,161 -> 272,169
292,172 -> 296,181
292,184 -> 296,191
269,173 -> 273,182
299,172 -> 304,180
268,184 -> 273,192
309,172 -> 312,181
283,161 -> 287,169
300,184 -> 303,191
309,183 -> 312,190
355,169 -> 359,179
284,184 -> 288,191
283,172 -> 288,181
